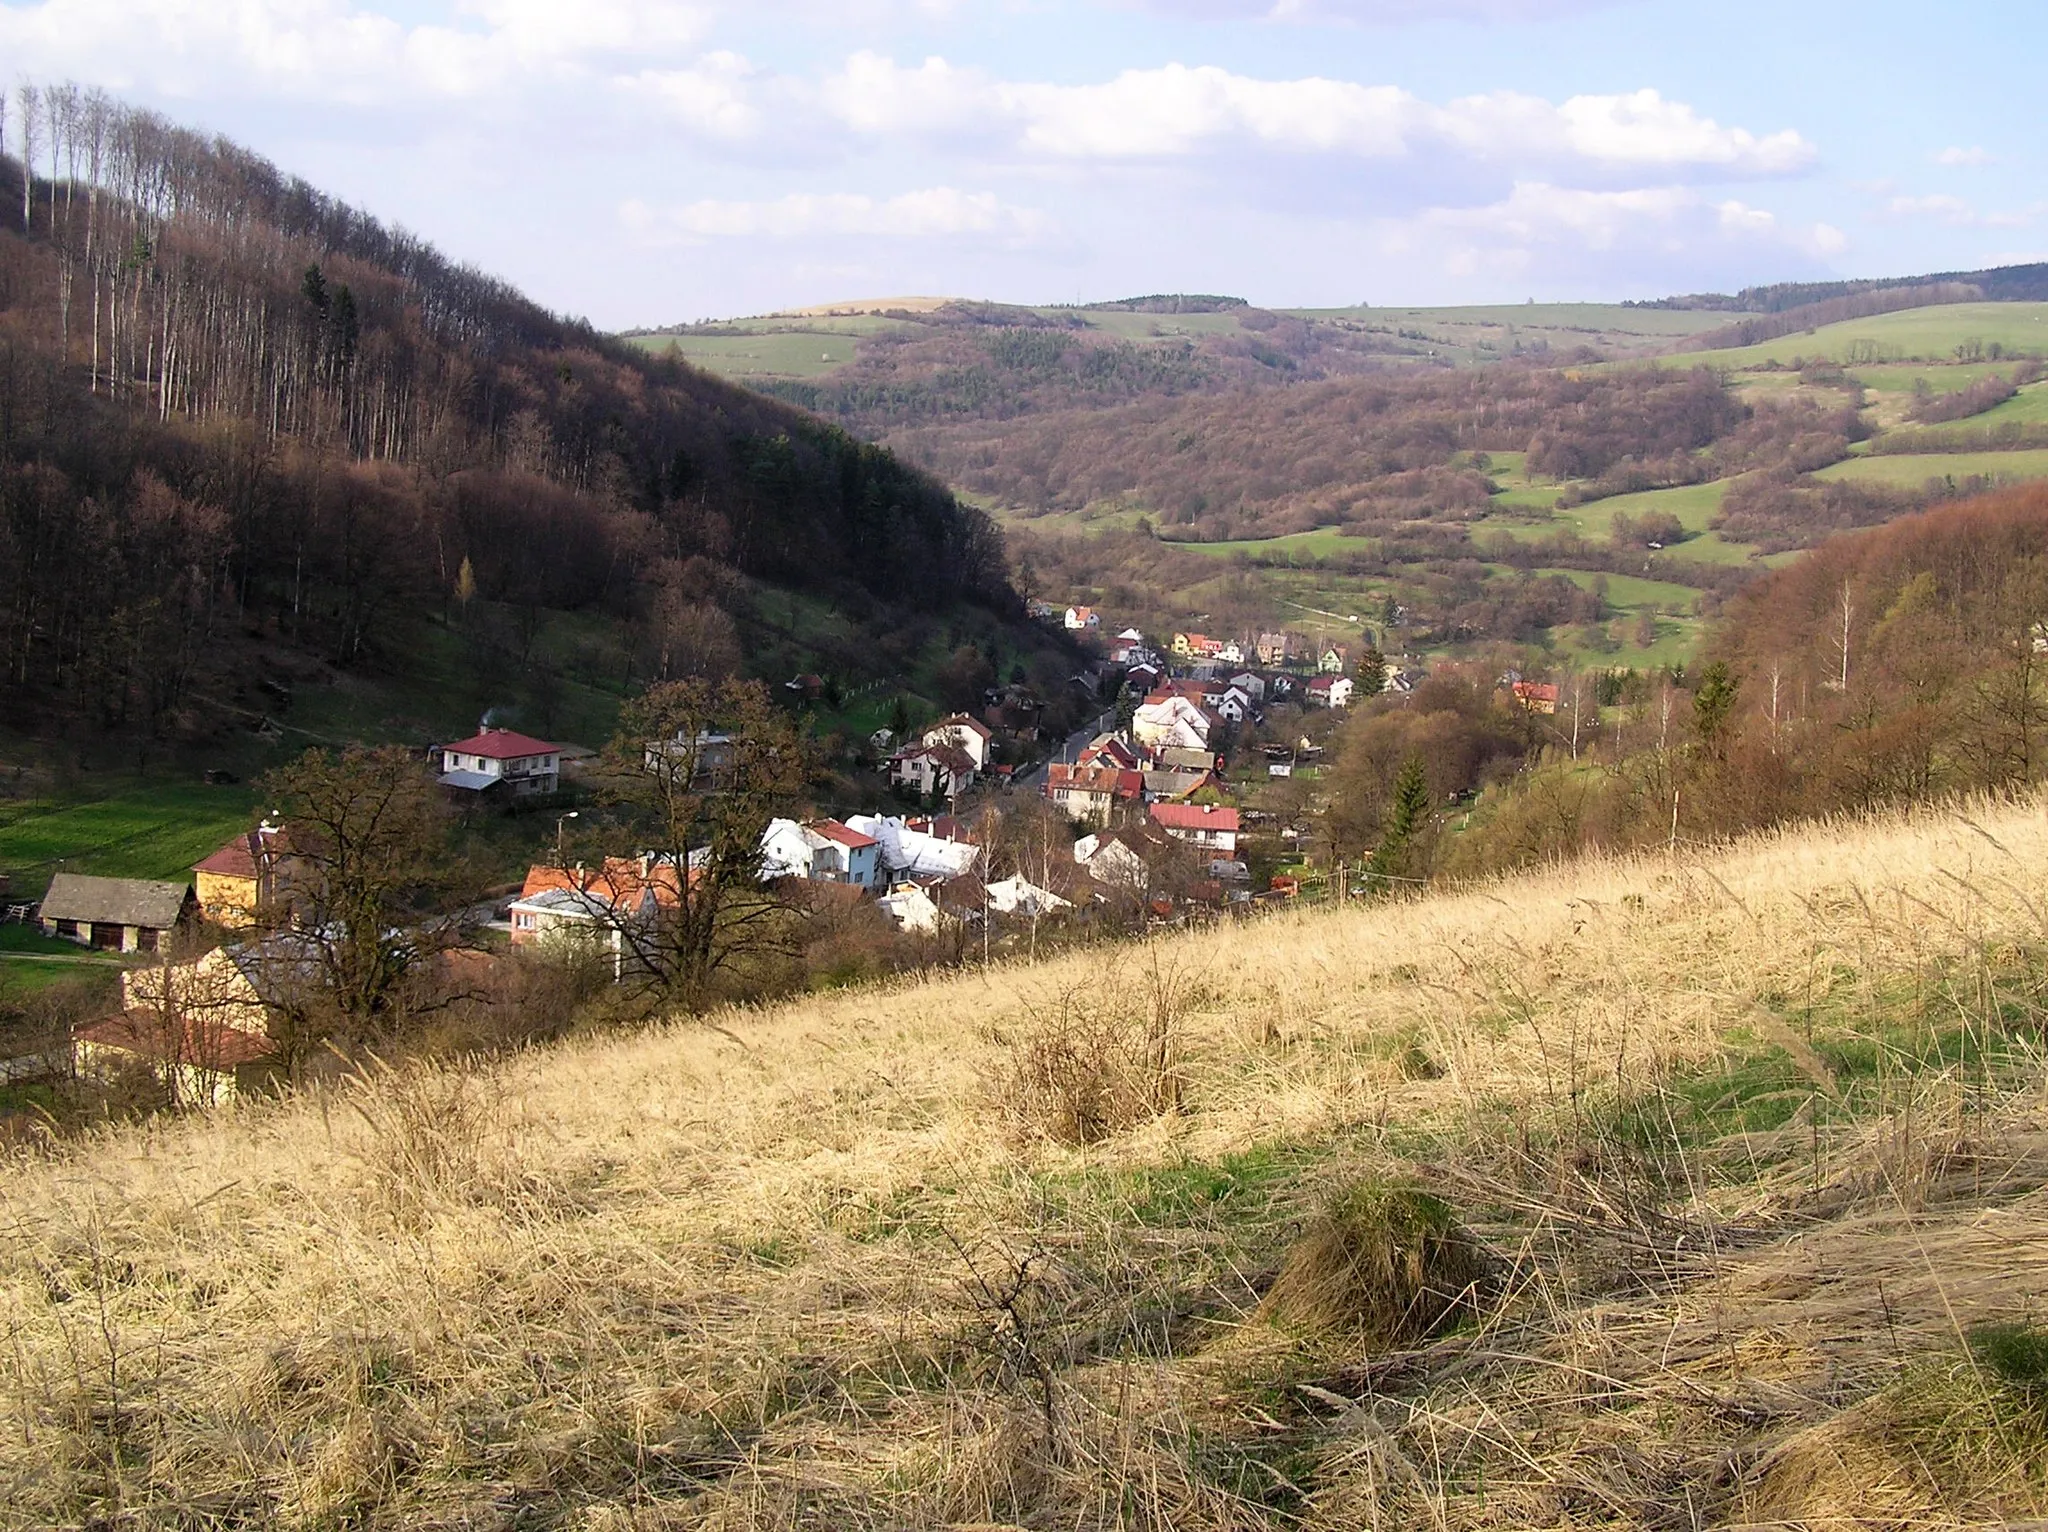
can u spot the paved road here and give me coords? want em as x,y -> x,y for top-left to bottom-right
1016,713 -> 1114,793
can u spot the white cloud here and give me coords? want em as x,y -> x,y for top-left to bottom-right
1129,0 -> 1615,21
1379,181 -> 1843,284
816,56 -> 1814,180
622,186 -> 1052,243
1878,193 -> 2044,229
0,0 -> 713,105
1932,145 -> 1994,167
618,53 -> 767,140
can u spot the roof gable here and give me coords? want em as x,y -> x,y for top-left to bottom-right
40,874 -> 191,929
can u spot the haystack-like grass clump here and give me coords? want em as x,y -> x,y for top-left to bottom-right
1256,1180 -> 1491,1345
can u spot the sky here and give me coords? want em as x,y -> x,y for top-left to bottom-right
1,0 -> 2041,327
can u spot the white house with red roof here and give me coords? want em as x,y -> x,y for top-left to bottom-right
1306,675 -> 1355,709
922,714 -> 995,771
760,818 -> 883,890
1149,802 -> 1239,855
438,726 -> 563,795
1064,606 -> 1100,631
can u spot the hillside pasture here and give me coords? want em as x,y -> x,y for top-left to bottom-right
1812,447 -> 2048,489
8,799 -> 2048,1526
0,781 -> 254,902
1672,301 -> 2048,372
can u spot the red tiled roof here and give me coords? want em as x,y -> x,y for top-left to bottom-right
441,728 -> 561,759
1150,802 -> 1240,832
811,820 -> 879,850
1513,681 -> 1561,703
78,1010 -> 273,1067
520,857 -> 686,909
193,835 -> 258,878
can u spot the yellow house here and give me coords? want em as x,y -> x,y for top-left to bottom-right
191,826 -> 291,928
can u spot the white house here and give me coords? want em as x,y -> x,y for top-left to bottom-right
1202,683 -> 1254,725
759,819 -> 883,890
438,726 -> 562,795
1217,639 -> 1246,665
878,885 -> 946,933
1150,802 -> 1240,856
985,875 -> 1072,918
1132,695 -> 1214,752
922,714 -> 994,771
1319,646 -> 1349,675
1064,606 -> 1100,631
846,815 -> 982,882
889,742 -> 977,798
1306,676 -> 1355,709
1228,672 -> 1267,703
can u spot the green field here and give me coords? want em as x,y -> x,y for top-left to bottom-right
1672,302 -> 2048,372
1812,448 -> 2048,488
1973,380 -> 2048,425
0,782 -> 255,902
1171,527 -> 1367,559
624,329 -> 868,380
1538,568 -> 1702,611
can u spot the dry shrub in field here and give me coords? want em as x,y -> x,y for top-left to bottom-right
983,950 -> 1207,1146
1731,1322 -> 2048,1530
1256,1181 -> 1493,1347
344,1061 -> 505,1223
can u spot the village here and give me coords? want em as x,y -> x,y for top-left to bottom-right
0,606 -> 1478,1111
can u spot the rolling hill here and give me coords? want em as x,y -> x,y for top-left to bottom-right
4,788 -> 2046,1526
0,99 -> 1032,772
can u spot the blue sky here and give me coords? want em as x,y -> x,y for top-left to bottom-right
1,0 -> 2039,326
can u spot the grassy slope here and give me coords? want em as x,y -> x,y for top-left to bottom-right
1672,300 -> 2048,371
7,800 -> 2048,1526
1815,447 -> 2048,487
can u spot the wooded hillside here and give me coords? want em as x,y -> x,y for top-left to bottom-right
0,91 -> 1011,739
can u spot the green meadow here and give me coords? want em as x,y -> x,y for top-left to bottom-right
0,782 -> 256,902
1813,448 -> 2048,488
1672,302 -> 2048,372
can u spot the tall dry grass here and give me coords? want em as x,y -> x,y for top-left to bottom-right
3,796 -> 2048,1526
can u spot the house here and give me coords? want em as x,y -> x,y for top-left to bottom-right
1026,599 -> 1058,620
877,884 -> 947,933
785,673 -> 826,701
923,714 -> 995,771
1077,732 -> 1142,771
438,726 -> 563,795
191,824 -> 293,928
1202,683 -> 1254,725
1267,672 -> 1298,701
1217,640 -> 1246,666
1132,695 -> 1215,751
1046,763 -> 1141,827
1142,768 -> 1223,803
1255,632 -> 1296,668
1171,632 -> 1202,659
889,741 -> 977,799
846,815 -> 982,882
1385,667 -> 1421,695
1512,680 -> 1561,716
74,1009 -> 276,1106
1306,675 -> 1355,709
643,729 -> 737,788
985,875 -> 1072,918
509,858 -> 684,978
1150,802 -> 1239,855
1319,645 -> 1349,674
1153,746 -> 1222,774
1064,606 -> 1100,631
1123,662 -> 1164,695
1228,672 -> 1267,704
1074,823 -> 1184,899
759,819 -> 882,890
39,874 -> 195,953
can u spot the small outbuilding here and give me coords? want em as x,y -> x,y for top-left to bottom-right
38,874 -> 195,953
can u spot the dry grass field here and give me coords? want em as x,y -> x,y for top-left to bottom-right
7,799 -> 2048,1528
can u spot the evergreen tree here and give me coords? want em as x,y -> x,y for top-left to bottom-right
1366,755 -> 1431,892
1356,643 -> 1388,698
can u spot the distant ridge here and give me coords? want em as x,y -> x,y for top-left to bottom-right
1640,261 -> 2048,315
1068,294 -> 1249,314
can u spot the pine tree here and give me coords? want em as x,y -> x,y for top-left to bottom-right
1366,755 -> 1431,892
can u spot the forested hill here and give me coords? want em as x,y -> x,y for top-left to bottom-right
0,91 -> 1010,739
